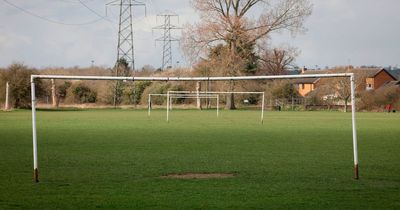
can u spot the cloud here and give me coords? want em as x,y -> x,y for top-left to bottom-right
272,0 -> 400,68
0,31 -> 31,48
1,0 -> 399,69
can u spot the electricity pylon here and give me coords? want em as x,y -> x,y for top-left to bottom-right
153,12 -> 181,70
106,0 -> 145,107
107,0 -> 145,73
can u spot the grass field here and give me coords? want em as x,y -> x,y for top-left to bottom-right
0,109 -> 399,209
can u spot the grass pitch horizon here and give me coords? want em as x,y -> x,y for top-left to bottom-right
0,109 -> 399,209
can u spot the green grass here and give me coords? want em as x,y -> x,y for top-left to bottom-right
0,109 -> 399,209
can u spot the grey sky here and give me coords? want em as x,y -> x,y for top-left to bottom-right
0,0 -> 399,69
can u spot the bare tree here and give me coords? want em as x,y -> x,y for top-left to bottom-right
183,0 -> 312,109
318,68 -> 368,112
183,0 -> 312,60
333,71 -> 368,112
259,45 -> 299,75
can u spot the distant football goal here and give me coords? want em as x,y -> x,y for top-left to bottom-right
29,73 -> 359,182
148,91 -> 265,123
168,91 -> 265,123
148,93 -> 220,120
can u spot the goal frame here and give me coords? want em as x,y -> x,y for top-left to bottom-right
148,93 -> 220,119
168,91 -> 265,124
30,73 -> 359,182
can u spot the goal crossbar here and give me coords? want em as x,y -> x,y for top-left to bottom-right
29,73 -> 359,182
31,73 -> 354,81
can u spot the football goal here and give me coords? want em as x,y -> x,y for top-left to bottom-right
168,91 -> 265,123
148,93 -> 220,119
29,73 -> 359,182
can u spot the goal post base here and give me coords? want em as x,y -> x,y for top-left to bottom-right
354,164 -> 359,180
34,168 -> 39,183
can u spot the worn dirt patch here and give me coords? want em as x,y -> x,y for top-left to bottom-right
161,173 -> 235,179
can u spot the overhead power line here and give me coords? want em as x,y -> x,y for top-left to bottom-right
148,0 -> 159,14
77,0 -> 115,23
54,0 -> 95,4
2,0 -> 103,26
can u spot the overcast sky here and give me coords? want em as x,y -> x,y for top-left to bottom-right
0,0 -> 399,69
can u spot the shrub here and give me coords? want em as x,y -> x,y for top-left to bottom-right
72,83 -> 97,103
122,81 -> 152,105
140,82 -> 184,105
358,87 -> 400,111
269,81 -> 299,100
0,63 -> 44,108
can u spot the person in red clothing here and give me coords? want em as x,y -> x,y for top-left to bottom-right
386,104 -> 392,113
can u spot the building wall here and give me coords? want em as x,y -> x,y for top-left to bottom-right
298,83 -> 315,96
366,78 -> 374,90
373,71 -> 396,89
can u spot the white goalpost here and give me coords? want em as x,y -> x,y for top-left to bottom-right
4,82 -> 10,110
168,91 -> 265,124
29,73 -> 359,182
148,93 -> 220,119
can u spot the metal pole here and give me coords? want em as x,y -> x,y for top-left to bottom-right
31,80 -> 39,183
196,81 -> 202,110
51,79 -> 57,108
261,92 -> 265,124
166,92 -> 170,122
31,73 -> 355,81
5,82 -> 9,110
148,94 -> 151,116
350,75 -> 359,179
170,96 -> 173,111
217,95 -> 219,117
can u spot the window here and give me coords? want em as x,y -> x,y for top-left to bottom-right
366,83 -> 373,90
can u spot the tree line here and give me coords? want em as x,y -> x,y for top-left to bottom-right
1,62 -> 399,112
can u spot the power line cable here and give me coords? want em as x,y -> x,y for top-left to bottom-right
77,0 -> 115,23
53,0 -> 95,4
148,0 -> 159,14
2,0 -> 103,26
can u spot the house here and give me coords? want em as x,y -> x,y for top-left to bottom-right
364,68 -> 398,90
382,80 -> 400,88
389,69 -> 400,80
294,67 -> 397,97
